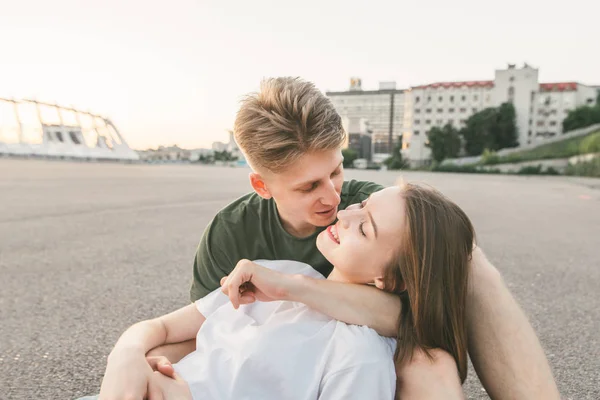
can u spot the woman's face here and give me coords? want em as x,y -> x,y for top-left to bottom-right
316,186 -> 406,287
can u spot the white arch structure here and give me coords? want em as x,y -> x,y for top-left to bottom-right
0,98 -> 139,161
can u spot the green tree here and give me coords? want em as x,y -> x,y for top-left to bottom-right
213,150 -> 238,162
460,103 -> 518,156
460,108 -> 497,156
495,102 -> 519,149
563,105 -> 600,133
426,123 -> 461,163
383,141 -> 406,170
342,148 -> 358,168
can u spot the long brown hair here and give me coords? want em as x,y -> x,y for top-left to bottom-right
384,183 -> 474,383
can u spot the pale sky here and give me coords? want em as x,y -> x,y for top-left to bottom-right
1,0 -> 598,150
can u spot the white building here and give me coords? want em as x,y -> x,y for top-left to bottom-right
327,80 -> 407,158
404,64 -> 599,166
0,98 -> 138,161
407,80 -> 494,164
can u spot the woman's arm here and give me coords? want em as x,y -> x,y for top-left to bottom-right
99,304 -> 204,400
221,260 -> 401,337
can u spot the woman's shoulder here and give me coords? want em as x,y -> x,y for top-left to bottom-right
253,259 -> 326,279
328,323 -> 396,367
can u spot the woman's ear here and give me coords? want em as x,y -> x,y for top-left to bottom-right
374,277 -> 385,290
249,173 -> 272,199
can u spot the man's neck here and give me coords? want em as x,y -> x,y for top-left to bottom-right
280,218 -> 317,238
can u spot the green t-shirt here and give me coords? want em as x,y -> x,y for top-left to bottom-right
190,179 -> 384,301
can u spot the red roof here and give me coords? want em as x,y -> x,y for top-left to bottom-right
413,81 -> 494,90
539,82 -> 578,92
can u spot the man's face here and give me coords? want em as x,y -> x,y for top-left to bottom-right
261,149 -> 344,237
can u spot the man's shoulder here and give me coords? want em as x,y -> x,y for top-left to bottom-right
340,180 -> 384,208
215,191 -> 270,223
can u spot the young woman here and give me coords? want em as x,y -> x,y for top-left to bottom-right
94,182 -> 475,400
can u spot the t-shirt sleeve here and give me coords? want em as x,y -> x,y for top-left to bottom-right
189,216 -> 236,302
318,361 -> 396,400
342,180 -> 385,209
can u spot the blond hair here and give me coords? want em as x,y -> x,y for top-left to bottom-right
234,77 -> 346,173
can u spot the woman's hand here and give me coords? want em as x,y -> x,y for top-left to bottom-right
220,259 -> 302,309
148,370 -> 193,400
99,348 -> 154,400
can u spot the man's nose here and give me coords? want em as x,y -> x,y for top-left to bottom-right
321,180 -> 341,207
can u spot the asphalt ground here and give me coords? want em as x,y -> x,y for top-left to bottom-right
0,158 -> 598,399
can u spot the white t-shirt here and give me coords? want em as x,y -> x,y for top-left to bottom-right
173,260 -> 396,400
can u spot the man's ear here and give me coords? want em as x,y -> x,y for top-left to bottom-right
249,173 -> 272,199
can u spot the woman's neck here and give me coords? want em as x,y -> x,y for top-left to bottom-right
326,268 -> 350,283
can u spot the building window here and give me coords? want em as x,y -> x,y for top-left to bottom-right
537,121 -> 544,127
438,96 -> 443,102
509,76 -> 515,82
415,119 -> 420,124
415,96 -> 420,103
549,121 -> 557,126
437,108 -> 443,113
425,119 -> 431,124
472,108 -> 478,113
587,98 -> 594,104
474,95 -> 478,101
450,96 -> 455,102
528,130 -> 532,136
448,120 -> 454,125
426,109 -> 432,113
415,109 -> 421,114
69,132 -> 81,145
459,108 -> 466,113
448,108 -> 455,113
414,130 -> 420,135
55,131 -> 64,142
460,119 -> 466,124
529,119 -> 532,125
436,119 -> 443,125
427,96 -> 431,102
461,95 -> 466,101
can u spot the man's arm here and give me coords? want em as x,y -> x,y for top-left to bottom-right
221,259 -> 401,337
466,247 -> 560,399
287,277 -> 401,337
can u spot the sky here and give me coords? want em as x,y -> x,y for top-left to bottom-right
1,0 -> 598,150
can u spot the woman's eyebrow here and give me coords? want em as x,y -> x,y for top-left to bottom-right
367,210 -> 378,238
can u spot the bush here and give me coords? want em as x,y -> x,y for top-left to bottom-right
481,148 -> 500,165
566,156 -> 600,177
516,165 -> 561,175
431,163 -> 500,174
579,132 -> 600,154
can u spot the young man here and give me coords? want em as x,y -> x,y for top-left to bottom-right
149,77 -> 559,399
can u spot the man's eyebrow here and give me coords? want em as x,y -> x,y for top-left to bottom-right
294,160 -> 343,188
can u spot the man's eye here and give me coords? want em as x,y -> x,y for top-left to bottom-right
359,221 -> 366,237
301,183 -> 318,193
332,168 -> 341,176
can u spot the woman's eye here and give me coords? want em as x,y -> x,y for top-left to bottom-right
359,221 -> 366,237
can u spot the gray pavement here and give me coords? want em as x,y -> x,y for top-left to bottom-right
0,158 -> 598,399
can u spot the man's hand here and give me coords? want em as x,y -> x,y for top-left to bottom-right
148,370 -> 193,400
220,259 -> 301,309
147,355 -> 175,378
99,349 -> 154,400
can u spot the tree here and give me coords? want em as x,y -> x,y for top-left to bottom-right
495,102 -> 519,149
342,148 -> 358,168
426,124 -> 461,163
460,108 -> 497,156
213,150 -> 238,162
383,141 -> 406,170
460,103 -> 519,156
563,105 -> 600,133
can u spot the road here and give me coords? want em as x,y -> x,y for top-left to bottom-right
0,159 -> 598,399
